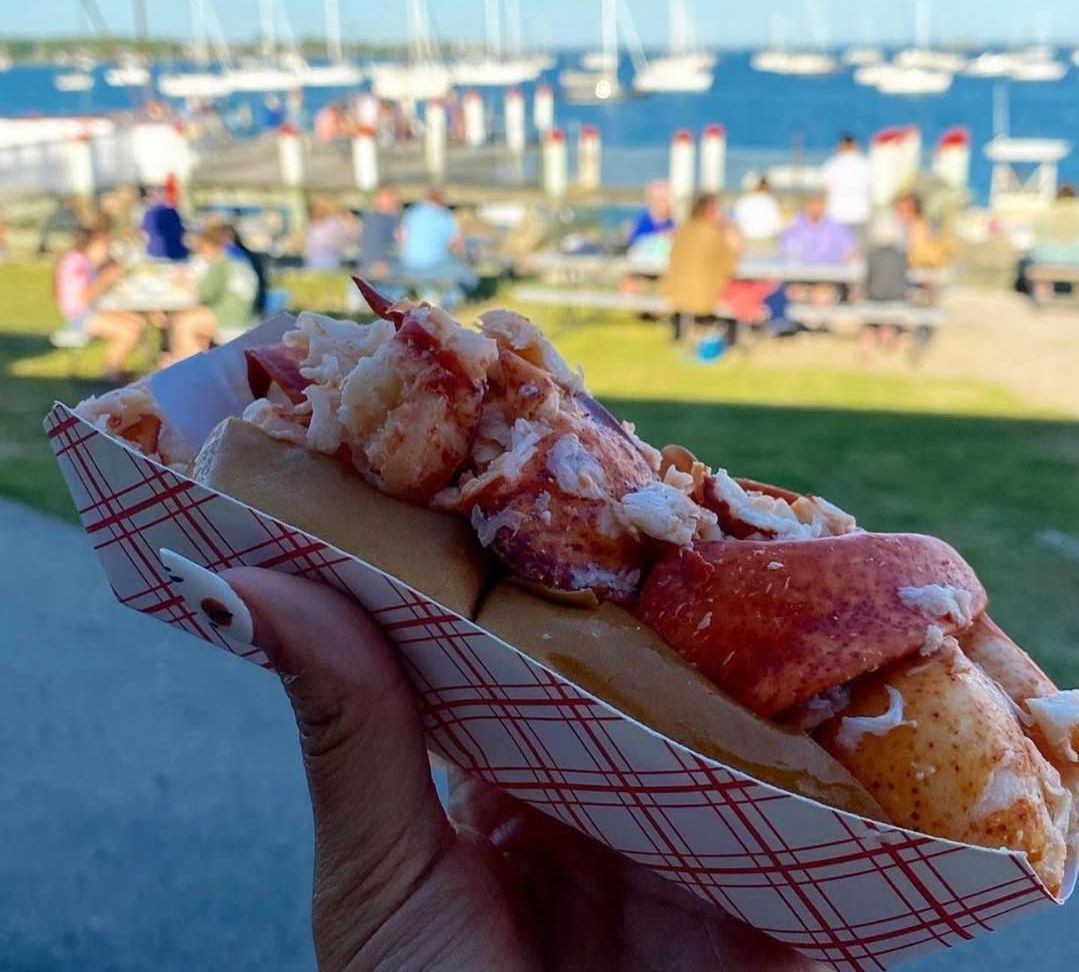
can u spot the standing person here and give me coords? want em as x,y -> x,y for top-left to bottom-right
662,193 -> 739,343
140,178 -> 189,262
167,225 -> 258,363
51,227 -> 148,382
304,196 -> 360,271
821,134 -> 872,242
733,177 -> 784,249
359,185 -> 402,277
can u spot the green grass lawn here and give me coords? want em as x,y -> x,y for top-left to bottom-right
2,260 -> 1076,684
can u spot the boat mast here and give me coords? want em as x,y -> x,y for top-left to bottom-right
484,0 -> 503,60
506,0 -> 524,58
326,0 -> 343,62
191,0 -> 209,65
915,0 -> 930,51
601,0 -> 618,67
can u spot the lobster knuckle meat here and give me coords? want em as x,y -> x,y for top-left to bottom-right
634,532 -> 987,718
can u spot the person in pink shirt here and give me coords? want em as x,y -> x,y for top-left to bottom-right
52,227 -> 147,382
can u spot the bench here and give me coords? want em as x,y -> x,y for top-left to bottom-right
511,285 -> 944,362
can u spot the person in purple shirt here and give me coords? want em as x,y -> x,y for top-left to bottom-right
778,193 -> 857,265
777,193 -> 858,302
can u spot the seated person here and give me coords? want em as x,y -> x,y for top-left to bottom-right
860,212 -> 909,355
52,226 -> 148,383
777,193 -> 857,302
626,180 -> 675,248
140,180 -> 189,262
662,193 -> 739,343
304,196 -> 359,271
358,185 -> 401,277
167,225 -> 258,363
399,190 -> 476,304
733,177 -> 783,250
894,192 -> 954,304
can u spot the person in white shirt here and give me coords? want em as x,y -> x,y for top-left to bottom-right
821,134 -> 872,236
733,177 -> 783,245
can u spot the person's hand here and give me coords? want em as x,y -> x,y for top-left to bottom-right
224,568 -> 822,972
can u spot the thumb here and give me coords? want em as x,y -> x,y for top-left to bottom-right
222,567 -> 453,963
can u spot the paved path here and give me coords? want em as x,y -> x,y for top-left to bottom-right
1,498 -> 1074,971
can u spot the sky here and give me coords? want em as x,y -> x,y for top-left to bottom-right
5,0 -> 1078,48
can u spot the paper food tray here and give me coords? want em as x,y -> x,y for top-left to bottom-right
44,315 -> 1074,971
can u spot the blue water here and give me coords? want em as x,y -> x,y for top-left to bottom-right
5,52 -> 1079,203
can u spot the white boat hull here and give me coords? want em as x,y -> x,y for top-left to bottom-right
633,58 -> 712,92
857,64 -> 952,95
105,66 -> 150,87
369,63 -> 452,101
451,58 -> 542,86
54,72 -> 95,92
158,72 -> 234,99
560,69 -> 620,102
296,63 -> 364,87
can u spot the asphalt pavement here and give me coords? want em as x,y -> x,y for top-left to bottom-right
1,497 -> 1074,971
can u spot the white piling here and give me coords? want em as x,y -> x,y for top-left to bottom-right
351,126 -> 379,191
277,124 -> 305,187
425,99 -> 447,182
463,90 -> 486,148
699,123 -> 726,193
356,93 -> 380,131
577,124 -> 601,191
534,83 -> 555,136
869,127 -> 904,207
933,127 -> 970,191
897,125 -> 922,189
505,87 -> 526,157
65,129 -> 96,199
669,129 -> 696,216
542,128 -> 568,200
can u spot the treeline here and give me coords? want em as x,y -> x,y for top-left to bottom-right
0,36 -> 455,62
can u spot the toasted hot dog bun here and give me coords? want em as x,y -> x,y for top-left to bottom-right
193,417 -> 490,618
814,643 -> 1072,898
478,581 -> 887,820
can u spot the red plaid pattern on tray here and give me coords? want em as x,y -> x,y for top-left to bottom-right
46,403 -> 1060,972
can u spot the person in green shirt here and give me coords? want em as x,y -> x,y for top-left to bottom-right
167,224 -> 258,363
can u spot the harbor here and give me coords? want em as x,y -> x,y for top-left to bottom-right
2,3 -> 1079,969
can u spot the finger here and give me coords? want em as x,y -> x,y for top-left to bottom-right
221,567 -> 453,961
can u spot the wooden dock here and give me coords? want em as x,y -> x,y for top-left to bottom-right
187,132 -> 648,217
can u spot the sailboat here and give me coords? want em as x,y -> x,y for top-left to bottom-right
452,0 -> 544,86
54,71 -> 95,92
751,6 -> 836,76
297,0 -> 364,86
0,47 -> 12,72
105,52 -> 150,88
369,0 -> 451,100
560,0 -> 622,102
225,0 -> 306,91
842,46 -> 883,67
893,0 -> 965,72
1005,15 -> 1066,82
856,63 -> 952,95
159,0 -> 235,98
633,0 -> 714,93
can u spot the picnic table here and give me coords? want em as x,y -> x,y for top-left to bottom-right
96,263 -> 198,314
523,250 -> 947,289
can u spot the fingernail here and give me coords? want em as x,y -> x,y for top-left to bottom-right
159,548 -> 255,644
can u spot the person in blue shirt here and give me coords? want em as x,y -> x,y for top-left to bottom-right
398,190 -> 476,306
139,182 -> 189,262
626,180 -> 675,248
